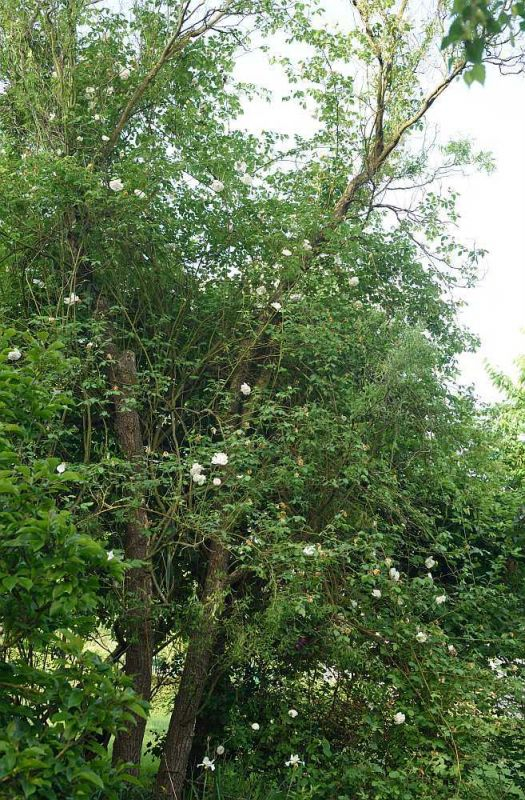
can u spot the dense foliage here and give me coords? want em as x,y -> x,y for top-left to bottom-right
0,1 -> 524,799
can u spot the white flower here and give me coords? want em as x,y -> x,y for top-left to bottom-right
64,292 -> 80,305
290,293 -> 303,302
372,589 -> 381,599
109,178 -> 124,192
85,86 -> 95,96
270,301 -> 282,311
288,709 -> 298,718
384,557 -> 393,567
250,722 -> 260,731
134,189 -> 146,198
197,756 -> 215,771
94,113 -> 101,121
76,135 -> 83,142
119,67 -> 131,80
517,433 -> 525,443
256,285 -> 267,297
190,463 -> 206,485
285,754 -> 304,768
7,348 -> 22,362
322,666 -> 338,686
32,278 -> 45,288
348,276 -> 359,287
107,550 -> 114,561
234,160 -> 247,173
213,477 -> 222,486
303,545 -> 316,556
448,644 -> 457,655
281,248 -> 292,257
210,179 -> 224,192
416,631 -> 428,643
240,382 -> 251,396
216,745 -> 225,755
107,86 -> 114,95
303,239 -> 313,251
425,556 -> 436,570
56,462 -> 67,474
435,594 -> 447,605
389,567 -> 400,582
240,173 -> 254,187
211,452 -> 228,466
193,473 -> 206,486
101,135 -> 110,142
393,712 -> 405,725
427,572 -> 434,582
49,112 -> 56,121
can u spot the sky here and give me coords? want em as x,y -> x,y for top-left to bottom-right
232,36 -> 525,403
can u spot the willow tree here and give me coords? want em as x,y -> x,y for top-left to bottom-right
0,2 -> 523,800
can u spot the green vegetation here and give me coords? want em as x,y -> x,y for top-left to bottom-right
0,2 -> 524,799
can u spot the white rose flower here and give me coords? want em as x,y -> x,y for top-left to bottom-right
240,382 -> 251,396
210,179 -> 224,192
384,557 -> 393,567
216,745 -> 225,755
107,550 -> 114,561
119,67 -> 131,80
193,473 -> 206,486
281,248 -> 292,257
389,567 -> 400,582
101,135 -> 110,142
348,276 -> 359,287
290,293 -> 303,302
416,631 -> 428,643
7,348 -> 22,361
85,86 -> 95,96
109,178 -> 124,192
288,709 -> 298,718
250,722 -> 260,731
64,292 -> 81,305
56,462 -> 67,474
435,594 -> 447,605
76,135 -> 83,142
134,189 -> 146,198
234,160 -> 247,173
393,712 -> 405,725
212,477 -> 222,486
425,556 -> 436,569
197,756 -> 215,771
32,278 -> 45,288
256,285 -> 267,297
372,589 -> 381,599
303,545 -> 316,556
303,239 -> 313,251
270,301 -> 282,311
240,173 -> 254,186
211,452 -> 228,466
285,754 -> 304,767
94,114 -> 101,121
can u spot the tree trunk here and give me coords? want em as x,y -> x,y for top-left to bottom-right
155,540 -> 229,799
109,349 -> 153,771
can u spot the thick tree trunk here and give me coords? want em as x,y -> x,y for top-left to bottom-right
109,350 -> 153,770
155,540 -> 229,799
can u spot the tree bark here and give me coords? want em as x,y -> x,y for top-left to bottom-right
155,540 -> 229,799
109,349 -> 153,771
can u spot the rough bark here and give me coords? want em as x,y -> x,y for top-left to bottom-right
155,540 -> 229,799
109,349 -> 153,770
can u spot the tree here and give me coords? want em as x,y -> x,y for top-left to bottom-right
0,2 -> 523,799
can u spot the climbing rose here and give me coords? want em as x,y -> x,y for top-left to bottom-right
216,745 -> 225,755
435,594 -> 447,605
56,462 -> 67,474
389,567 -> 400,582
285,754 -> 304,767
425,556 -> 436,569
303,545 -> 316,556
348,276 -> 359,287
109,178 -> 124,191
416,631 -> 428,643
271,301 -> 282,311
64,293 -> 81,305
251,722 -> 260,730
372,589 -> 381,598
211,452 -> 228,466
210,179 -> 224,192
240,382 -> 251,396
393,712 -> 406,725
198,756 -> 215,771
288,709 -> 298,718
7,348 -> 22,361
